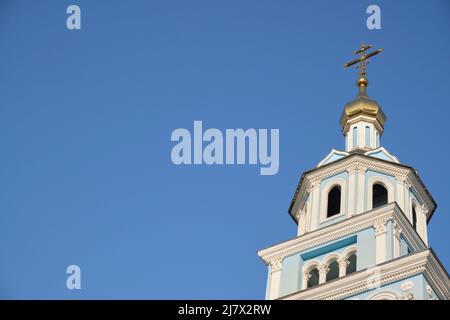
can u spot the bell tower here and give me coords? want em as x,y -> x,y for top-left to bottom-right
258,45 -> 450,300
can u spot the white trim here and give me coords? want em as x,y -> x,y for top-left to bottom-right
259,203 -> 426,267
317,149 -> 349,168
366,289 -> 403,300
365,147 -> 400,163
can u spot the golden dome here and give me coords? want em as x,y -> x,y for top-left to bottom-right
339,77 -> 386,129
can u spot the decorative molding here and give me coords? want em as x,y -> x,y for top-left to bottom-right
259,203 -> 427,266
269,257 -> 283,273
374,217 -> 389,236
281,249 -> 450,300
400,280 -> 414,292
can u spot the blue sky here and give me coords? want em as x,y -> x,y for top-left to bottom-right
0,0 -> 449,299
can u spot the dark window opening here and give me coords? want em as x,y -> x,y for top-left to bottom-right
327,186 -> 341,218
372,183 -> 388,209
326,261 -> 339,282
412,205 -> 417,231
346,253 -> 357,275
307,268 -> 319,288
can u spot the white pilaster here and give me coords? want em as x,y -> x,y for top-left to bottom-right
268,257 -> 283,300
395,176 -> 406,212
356,167 -> 366,214
374,218 -> 388,264
404,181 -> 411,220
393,220 -> 402,259
420,204 -> 429,245
309,181 -> 321,231
347,166 -> 357,216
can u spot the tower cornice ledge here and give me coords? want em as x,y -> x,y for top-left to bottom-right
258,202 -> 426,267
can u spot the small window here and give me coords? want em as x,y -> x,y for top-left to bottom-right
307,268 -> 319,288
376,132 -> 380,147
327,186 -> 341,218
365,126 -> 370,146
353,127 -> 358,148
372,183 -> 388,209
326,260 -> 339,282
412,205 -> 417,231
346,253 -> 357,275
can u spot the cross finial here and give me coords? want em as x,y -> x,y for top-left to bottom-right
344,44 -> 383,89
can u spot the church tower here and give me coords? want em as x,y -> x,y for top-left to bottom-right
258,45 -> 450,300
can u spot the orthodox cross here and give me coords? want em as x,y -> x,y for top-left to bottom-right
344,44 -> 383,79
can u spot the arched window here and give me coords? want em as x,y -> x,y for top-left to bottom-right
372,183 -> 388,209
346,253 -> 357,274
326,260 -> 339,282
307,268 -> 319,288
353,127 -> 358,148
412,204 -> 417,231
327,186 -> 341,218
365,126 -> 370,146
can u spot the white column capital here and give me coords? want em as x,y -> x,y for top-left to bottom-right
346,165 -> 358,174
393,220 -> 403,239
374,218 -> 388,236
356,166 -> 367,175
269,257 -> 283,274
395,174 -> 408,184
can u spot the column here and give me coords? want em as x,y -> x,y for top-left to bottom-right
318,264 -> 329,284
302,271 -> 311,290
296,211 -> 306,236
268,257 -> 283,300
392,220 -> 402,258
374,218 -> 388,264
356,166 -> 366,214
395,175 -> 406,213
309,180 -> 321,231
338,257 -> 349,277
404,181 -> 411,219
347,166 -> 357,216
420,204 -> 429,245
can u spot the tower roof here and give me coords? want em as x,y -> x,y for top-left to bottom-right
339,78 -> 386,129
341,44 -> 386,131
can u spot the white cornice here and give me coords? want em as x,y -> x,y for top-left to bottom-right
259,203 -> 426,266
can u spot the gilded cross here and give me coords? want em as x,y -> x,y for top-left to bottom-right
344,44 -> 383,78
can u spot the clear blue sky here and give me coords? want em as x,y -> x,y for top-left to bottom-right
0,0 -> 449,299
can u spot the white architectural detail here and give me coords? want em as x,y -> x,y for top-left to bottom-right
374,217 -> 389,264
338,257 -> 350,277
318,264 -> 329,284
365,147 -> 400,163
317,149 -> 350,167
356,166 -> 366,214
400,280 -> 414,292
